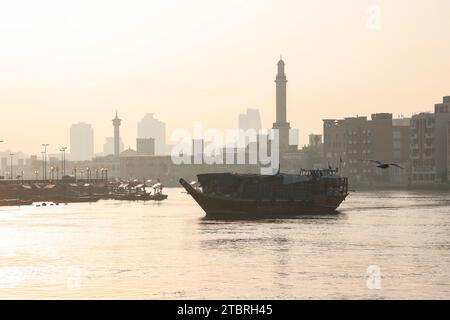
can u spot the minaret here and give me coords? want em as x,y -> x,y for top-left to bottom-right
272,57 -> 290,152
112,111 -> 122,157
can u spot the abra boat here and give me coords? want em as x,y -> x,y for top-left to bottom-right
180,170 -> 348,218
0,199 -> 33,207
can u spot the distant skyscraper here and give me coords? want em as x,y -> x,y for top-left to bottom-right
112,111 -> 122,157
70,122 -> 94,161
136,138 -> 155,156
238,109 -> 262,146
137,114 -> 166,155
239,109 -> 262,132
1,157 -> 7,171
103,136 -> 124,156
272,58 -> 291,153
309,134 -> 323,146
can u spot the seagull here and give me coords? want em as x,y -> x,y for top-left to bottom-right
368,160 -> 404,169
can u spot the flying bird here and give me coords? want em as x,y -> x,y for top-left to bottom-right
368,160 -> 404,169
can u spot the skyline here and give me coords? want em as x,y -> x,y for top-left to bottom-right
1,0 -> 450,154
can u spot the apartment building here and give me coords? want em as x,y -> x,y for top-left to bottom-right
324,113 -> 410,182
411,96 -> 450,183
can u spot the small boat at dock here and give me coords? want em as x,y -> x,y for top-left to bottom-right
112,180 -> 168,202
0,199 -> 33,207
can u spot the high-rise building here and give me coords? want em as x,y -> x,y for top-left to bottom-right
238,109 -> 262,145
238,109 -> 262,147
1,157 -> 6,169
70,122 -> 94,161
112,112 -> 122,157
309,134 -> 323,146
103,136 -> 124,156
410,96 -> 450,183
137,114 -> 166,155
136,138 -> 155,156
239,109 -> 262,131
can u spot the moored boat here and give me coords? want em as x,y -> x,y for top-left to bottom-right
149,193 -> 168,201
0,199 -> 33,207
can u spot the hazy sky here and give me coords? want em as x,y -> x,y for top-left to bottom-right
1,0 -> 449,155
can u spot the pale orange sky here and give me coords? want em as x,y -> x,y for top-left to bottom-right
0,0 -> 449,155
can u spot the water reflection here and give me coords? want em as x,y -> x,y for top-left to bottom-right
200,212 -> 347,223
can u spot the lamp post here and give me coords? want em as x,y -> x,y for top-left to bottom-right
42,143 -> 49,180
41,152 -> 45,180
34,170 -> 38,181
9,153 -> 14,180
60,147 -> 67,177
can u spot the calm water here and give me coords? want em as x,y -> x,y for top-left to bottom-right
0,188 -> 449,299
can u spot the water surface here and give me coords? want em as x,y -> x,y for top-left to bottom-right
0,188 -> 449,299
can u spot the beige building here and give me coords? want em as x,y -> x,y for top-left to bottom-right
323,113 -> 410,183
448,123 -> 450,180
411,96 -> 450,183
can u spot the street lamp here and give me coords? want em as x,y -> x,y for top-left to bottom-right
41,152 -> 46,181
42,143 -> 49,180
9,153 -> 14,180
60,147 -> 67,177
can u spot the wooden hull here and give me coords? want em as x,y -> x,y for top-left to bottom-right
56,196 -> 100,203
113,193 -> 168,201
150,193 -> 168,201
180,179 -> 347,218
0,199 -> 33,207
113,193 -> 152,201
